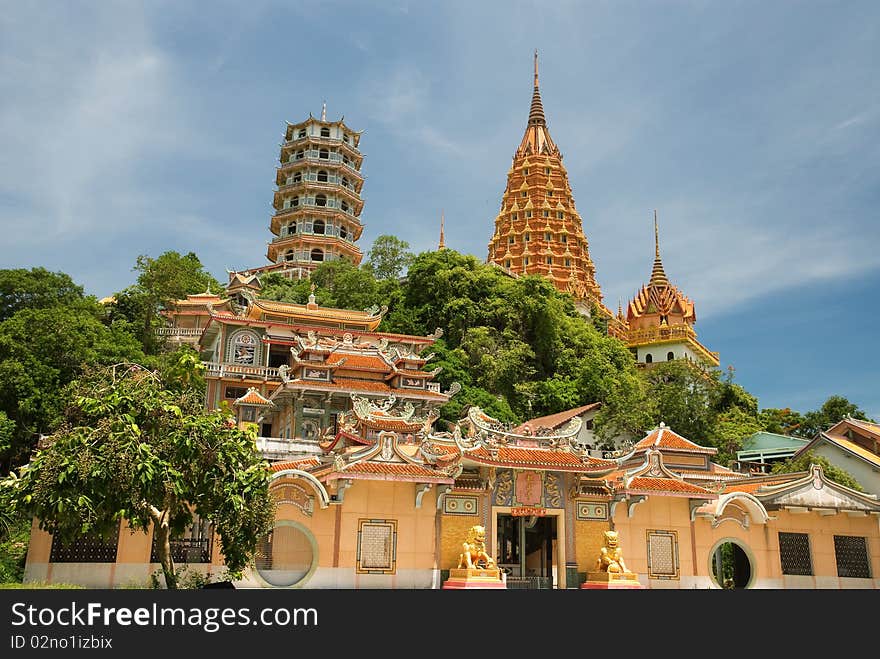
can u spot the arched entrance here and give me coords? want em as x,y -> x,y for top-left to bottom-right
709,539 -> 754,589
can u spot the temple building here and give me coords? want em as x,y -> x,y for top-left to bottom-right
25,398 -> 880,589
231,106 -> 366,282
487,52 -> 606,313
619,213 -> 719,367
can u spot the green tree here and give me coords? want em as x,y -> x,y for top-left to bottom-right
640,360 -> 719,445
771,451 -> 864,492
0,306 -> 145,472
796,395 -> 872,438
3,355 -> 274,589
364,235 -> 414,280
0,268 -> 86,322
111,251 -> 221,354
758,407 -> 804,435
713,406 -> 762,466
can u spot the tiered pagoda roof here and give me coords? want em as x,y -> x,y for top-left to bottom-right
487,52 -> 605,308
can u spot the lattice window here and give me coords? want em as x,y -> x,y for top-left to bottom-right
50,523 -> 120,563
357,519 -> 397,574
778,532 -> 812,576
834,535 -> 871,579
646,529 -> 679,579
229,331 -> 259,365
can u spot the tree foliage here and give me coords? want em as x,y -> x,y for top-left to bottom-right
771,451 -> 864,492
795,395 -> 872,438
110,251 -> 221,354
0,268 -> 86,322
3,353 -> 274,589
364,235 -> 415,280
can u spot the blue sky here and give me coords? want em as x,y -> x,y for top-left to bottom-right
1,2 -> 878,420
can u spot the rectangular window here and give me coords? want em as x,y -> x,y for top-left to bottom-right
779,532 -> 813,576
241,406 -> 256,422
565,259 -> 571,267
525,233 -> 530,241
557,211 -> 564,219
545,167 -> 551,174
543,210 -> 549,218
525,211 -> 532,218
508,236 -> 514,244
561,234 -> 567,243
50,523 -> 120,563
512,213 -> 518,220
505,260 -> 511,268
646,529 -> 679,579
522,191 -> 527,198
547,190 -> 553,196
545,232 -> 552,241
357,519 -> 397,574
834,535 -> 871,578
546,256 -> 552,265
225,386 -> 247,399
524,257 -> 530,266
523,168 -> 529,175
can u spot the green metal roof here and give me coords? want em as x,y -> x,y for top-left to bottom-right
739,431 -> 809,453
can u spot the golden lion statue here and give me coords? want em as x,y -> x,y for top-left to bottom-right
596,530 -> 628,574
458,525 -> 497,570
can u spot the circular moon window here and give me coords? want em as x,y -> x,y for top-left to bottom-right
255,521 -> 317,588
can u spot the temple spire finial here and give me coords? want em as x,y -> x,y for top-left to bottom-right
528,50 -> 546,126
439,210 -> 446,250
650,210 -> 669,287
534,49 -> 539,88
321,101 -> 327,122
654,209 -> 660,259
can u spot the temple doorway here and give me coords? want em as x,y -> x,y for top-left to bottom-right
496,514 -> 558,589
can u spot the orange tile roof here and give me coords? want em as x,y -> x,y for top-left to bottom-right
327,353 -> 391,371
342,462 -> 448,478
360,417 -> 424,432
626,476 -> 713,496
635,427 -> 717,454
676,469 -> 744,481
466,446 -> 617,472
394,368 -> 432,377
284,378 -> 449,399
270,457 -> 322,472
513,403 -> 601,433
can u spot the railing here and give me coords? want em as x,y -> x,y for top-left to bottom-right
156,327 -> 203,336
203,362 -> 280,379
277,178 -> 359,194
504,576 -> 553,590
274,200 -> 361,220
256,437 -> 323,460
278,155 -> 362,176
271,229 -> 356,244
627,323 -> 720,362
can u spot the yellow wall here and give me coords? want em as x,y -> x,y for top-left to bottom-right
574,519 -> 612,573
614,496 -> 880,587
440,514 -> 482,570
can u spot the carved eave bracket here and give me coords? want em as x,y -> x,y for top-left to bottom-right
415,483 -> 433,509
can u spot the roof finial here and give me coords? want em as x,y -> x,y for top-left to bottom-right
534,49 -> 539,88
439,210 -> 446,250
654,209 -> 660,260
321,101 -> 327,122
528,50 -> 546,126
650,210 -> 669,287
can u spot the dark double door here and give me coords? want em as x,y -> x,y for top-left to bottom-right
496,514 -> 557,588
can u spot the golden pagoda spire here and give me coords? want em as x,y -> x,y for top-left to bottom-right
439,210 -> 446,249
650,209 -> 669,287
529,50 -> 545,126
